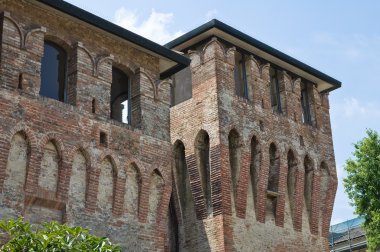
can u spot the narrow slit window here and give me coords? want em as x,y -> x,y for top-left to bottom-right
301,81 -> 312,125
234,51 -> 248,99
40,41 -> 67,102
92,98 -> 96,114
270,67 -> 281,113
111,67 -> 130,124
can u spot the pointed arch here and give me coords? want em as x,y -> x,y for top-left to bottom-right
265,142 -> 280,221
268,143 -> 280,192
38,140 -> 61,192
67,148 -> 90,212
1,132 -> 30,217
304,155 -> 314,224
320,161 -> 331,229
97,155 -> 117,215
173,140 -> 192,212
195,130 -> 212,215
228,129 -> 241,210
148,169 -> 165,223
249,135 -> 261,215
287,149 -> 298,223
124,162 -> 141,217
202,37 -> 226,59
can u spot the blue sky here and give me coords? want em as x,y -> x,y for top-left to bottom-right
66,0 -> 380,225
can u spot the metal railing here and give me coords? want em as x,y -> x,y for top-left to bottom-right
329,217 -> 366,252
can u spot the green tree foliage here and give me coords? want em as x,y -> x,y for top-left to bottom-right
0,218 -> 121,252
344,129 -> 380,251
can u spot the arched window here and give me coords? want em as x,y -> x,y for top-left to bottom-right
111,67 -> 130,124
40,41 -> 67,102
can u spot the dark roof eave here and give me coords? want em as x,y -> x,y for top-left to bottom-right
165,19 -> 341,91
36,0 -> 190,77
160,62 -> 190,79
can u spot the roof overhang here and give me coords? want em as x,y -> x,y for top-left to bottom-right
34,0 -> 190,79
165,19 -> 341,93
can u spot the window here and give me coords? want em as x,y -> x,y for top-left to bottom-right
270,67 -> 281,113
234,51 -> 248,99
111,67 -> 130,124
301,81 -> 312,125
40,41 -> 67,102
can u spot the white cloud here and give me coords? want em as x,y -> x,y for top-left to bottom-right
206,9 -> 218,20
341,98 -> 380,118
311,32 -> 380,61
114,8 -> 183,45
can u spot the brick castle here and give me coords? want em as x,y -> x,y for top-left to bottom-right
0,0 -> 340,251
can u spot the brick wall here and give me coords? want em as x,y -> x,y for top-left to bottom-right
170,37 -> 337,251
0,1 -> 173,250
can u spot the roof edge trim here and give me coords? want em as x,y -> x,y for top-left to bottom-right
165,19 -> 341,91
36,0 -> 189,75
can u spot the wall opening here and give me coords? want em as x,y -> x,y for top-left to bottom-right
234,51 -> 248,99
167,193 -> 179,252
268,143 -> 280,192
100,131 -> 107,147
228,129 -> 241,210
18,73 -> 23,89
111,67 -> 130,124
174,140 -> 192,212
269,67 -> 282,113
266,143 -> 280,220
40,41 -> 67,102
250,136 -> 261,210
320,161 -> 331,231
92,98 -> 96,114
195,130 -> 212,215
287,150 -> 297,222
304,155 -> 314,223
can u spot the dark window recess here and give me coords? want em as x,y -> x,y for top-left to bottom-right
270,67 -> 282,113
301,82 -> 312,125
100,131 -> 107,147
18,73 -> 23,89
171,65 -> 192,106
111,67 -> 130,124
234,51 -> 248,99
92,98 -> 96,114
40,41 -> 67,102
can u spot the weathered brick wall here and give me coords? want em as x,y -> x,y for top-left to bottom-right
170,37 -> 337,251
0,1 -> 173,250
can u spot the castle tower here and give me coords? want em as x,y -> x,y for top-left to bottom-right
167,20 -> 340,251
